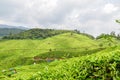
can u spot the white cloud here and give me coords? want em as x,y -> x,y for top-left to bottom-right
103,3 -> 118,14
0,20 -> 5,24
0,0 -> 120,36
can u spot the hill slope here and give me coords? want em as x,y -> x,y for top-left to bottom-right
0,33 -> 120,80
0,33 -> 99,70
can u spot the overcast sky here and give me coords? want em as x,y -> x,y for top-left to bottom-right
0,0 -> 120,36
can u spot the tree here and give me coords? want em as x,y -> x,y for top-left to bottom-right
115,19 -> 120,40
110,31 -> 116,37
74,29 -> 80,34
116,19 -> 120,24
117,34 -> 120,40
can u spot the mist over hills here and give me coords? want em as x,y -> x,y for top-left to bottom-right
0,24 -> 28,29
0,24 -> 28,37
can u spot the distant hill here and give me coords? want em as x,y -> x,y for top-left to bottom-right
0,28 -> 25,37
2,28 -> 94,39
0,24 -> 28,37
0,24 -> 28,29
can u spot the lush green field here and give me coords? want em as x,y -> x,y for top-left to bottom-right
0,32 -> 120,80
28,46 -> 120,80
1,46 -> 120,80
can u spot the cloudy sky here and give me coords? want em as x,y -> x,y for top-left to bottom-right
0,0 -> 120,36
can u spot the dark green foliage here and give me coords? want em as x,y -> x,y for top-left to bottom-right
116,33 -> 120,40
99,43 -> 103,47
2,68 -> 17,77
96,31 -> 120,41
29,49 -> 120,80
116,19 -> 120,23
96,33 -> 114,40
2,28 -> 74,39
110,31 -> 116,37
2,28 -> 95,40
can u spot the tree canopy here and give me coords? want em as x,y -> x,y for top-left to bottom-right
116,19 -> 120,24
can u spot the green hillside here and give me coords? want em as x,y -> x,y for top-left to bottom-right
0,33 -> 99,69
2,28 -> 77,39
0,32 -> 120,80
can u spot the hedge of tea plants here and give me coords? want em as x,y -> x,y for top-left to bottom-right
29,49 -> 120,80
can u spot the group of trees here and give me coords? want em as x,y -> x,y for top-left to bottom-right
96,19 -> 120,40
96,31 -> 120,40
2,28 -> 120,40
96,31 -> 115,39
2,28 -> 95,40
2,28 -> 75,39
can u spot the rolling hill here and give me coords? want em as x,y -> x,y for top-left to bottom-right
0,32 -> 119,80
0,33 -> 99,69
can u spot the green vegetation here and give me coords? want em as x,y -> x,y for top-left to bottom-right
28,46 -> 120,80
0,29 -> 120,80
116,19 -> 120,24
2,28 -> 74,39
2,28 -> 94,39
0,33 -> 98,69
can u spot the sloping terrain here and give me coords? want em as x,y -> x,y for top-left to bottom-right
28,46 -> 120,80
0,33 -> 99,70
0,33 -> 119,80
1,46 -> 120,80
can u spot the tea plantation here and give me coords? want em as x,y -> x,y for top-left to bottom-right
0,32 -> 120,80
